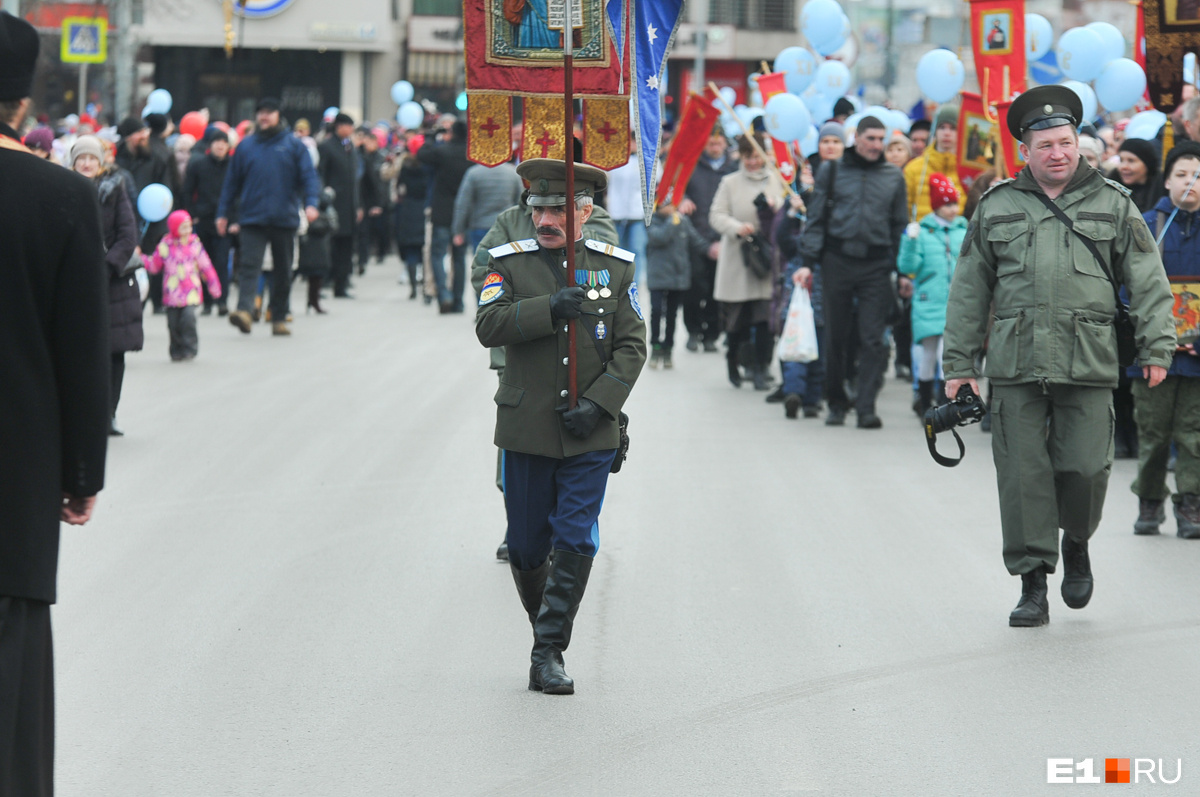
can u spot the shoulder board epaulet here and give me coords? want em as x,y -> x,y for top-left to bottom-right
584,239 -> 636,262
488,239 -> 539,258
981,177 -> 1015,199
1102,177 -> 1133,197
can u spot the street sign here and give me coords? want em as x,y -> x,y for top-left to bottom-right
60,17 -> 107,64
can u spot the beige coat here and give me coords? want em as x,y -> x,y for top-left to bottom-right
709,164 -> 786,303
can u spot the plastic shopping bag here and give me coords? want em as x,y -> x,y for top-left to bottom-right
777,286 -> 818,363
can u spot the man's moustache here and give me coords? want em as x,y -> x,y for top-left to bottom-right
537,227 -> 562,237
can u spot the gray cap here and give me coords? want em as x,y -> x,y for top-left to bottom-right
516,158 -> 608,207
818,121 -> 846,144
70,135 -> 105,166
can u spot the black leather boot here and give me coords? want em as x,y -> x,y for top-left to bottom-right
510,559 -> 550,625
1135,497 -> 1165,535
529,550 -> 592,695
496,540 -> 509,561
1009,567 -> 1050,627
1175,494 -> 1200,539
1060,534 -> 1093,609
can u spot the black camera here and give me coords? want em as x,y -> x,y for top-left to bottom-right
923,385 -> 987,467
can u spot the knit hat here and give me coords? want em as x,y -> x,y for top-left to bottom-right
929,172 -> 959,211
818,121 -> 846,144
832,97 -> 855,119
1119,138 -> 1159,177
144,112 -> 169,136
1164,140 -> 1200,178
934,104 -> 959,129
0,12 -> 39,102
167,209 -> 191,238
69,135 -> 105,166
117,116 -> 147,139
22,126 -> 54,153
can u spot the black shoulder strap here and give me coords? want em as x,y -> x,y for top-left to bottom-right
1032,191 -> 1123,308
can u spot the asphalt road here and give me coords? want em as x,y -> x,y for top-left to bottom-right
56,259 -> 1200,795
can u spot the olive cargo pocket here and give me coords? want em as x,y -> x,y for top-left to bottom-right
494,382 -> 525,407
1071,219 -> 1117,279
1071,315 -> 1118,381
986,217 -> 1031,272
984,312 -> 1024,380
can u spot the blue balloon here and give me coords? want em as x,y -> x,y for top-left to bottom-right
801,0 -> 845,50
1057,27 -> 1106,82
391,80 -> 414,105
802,90 -> 836,125
886,108 -> 912,135
1186,52 -> 1197,85
1085,21 -> 1126,64
1060,81 -> 1098,123
137,183 -> 174,223
145,88 -> 172,115
915,48 -> 965,103
1125,110 -> 1167,141
398,101 -> 425,130
764,93 -> 813,142
814,60 -> 852,99
1094,58 -> 1146,113
799,125 -> 820,158
323,106 -> 339,123
773,47 -> 818,95
813,13 -> 850,56
1025,14 -> 1053,61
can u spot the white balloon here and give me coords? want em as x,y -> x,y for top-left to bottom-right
1085,21 -> 1126,64
1061,80 -> 1098,123
1057,27 -> 1107,82
1025,14 -> 1053,61
397,101 -> 424,129
814,60 -> 852,99
719,87 -> 738,109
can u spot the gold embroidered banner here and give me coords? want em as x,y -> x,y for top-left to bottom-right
522,96 -> 569,161
1143,0 -> 1200,112
467,94 -> 514,167
581,98 -> 629,170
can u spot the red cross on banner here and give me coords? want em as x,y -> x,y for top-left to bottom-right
467,94 -> 513,166
522,96 -> 567,162
582,97 -> 630,170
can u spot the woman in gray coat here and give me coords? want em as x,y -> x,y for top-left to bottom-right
709,134 -> 787,389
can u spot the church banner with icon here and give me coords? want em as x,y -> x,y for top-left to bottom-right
969,0 -> 1026,108
463,0 -> 632,168
1142,0 -> 1200,113
1170,277 -> 1200,346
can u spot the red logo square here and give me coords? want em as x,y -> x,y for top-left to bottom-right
1106,758 -> 1130,784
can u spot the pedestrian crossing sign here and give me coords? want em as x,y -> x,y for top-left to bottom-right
61,17 -> 107,64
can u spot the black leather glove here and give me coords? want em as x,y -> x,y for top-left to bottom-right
557,397 -> 604,439
550,286 -> 586,320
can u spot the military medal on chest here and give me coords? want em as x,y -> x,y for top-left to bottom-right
597,269 -> 612,298
595,319 -> 607,340
578,269 -> 600,300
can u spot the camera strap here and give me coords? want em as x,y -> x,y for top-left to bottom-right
924,421 -> 966,468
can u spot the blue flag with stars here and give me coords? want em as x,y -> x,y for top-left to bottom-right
631,0 -> 683,225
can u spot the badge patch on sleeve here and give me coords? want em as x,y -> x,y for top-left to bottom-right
479,272 -> 505,306
628,283 -> 644,320
1129,217 -> 1156,253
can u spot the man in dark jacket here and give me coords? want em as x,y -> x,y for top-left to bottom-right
418,119 -> 471,312
184,130 -> 233,314
356,126 -> 390,272
0,14 -> 110,793
799,115 -> 908,428
117,114 -> 176,312
317,113 -> 361,297
681,130 -> 736,352
217,97 -> 322,336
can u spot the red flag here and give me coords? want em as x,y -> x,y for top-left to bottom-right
969,0 -> 1026,108
755,72 -> 797,184
656,87 -> 722,206
993,98 -> 1024,177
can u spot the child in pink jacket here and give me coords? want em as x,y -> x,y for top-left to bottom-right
143,210 -> 222,361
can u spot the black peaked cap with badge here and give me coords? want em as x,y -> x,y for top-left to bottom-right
517,158 -> 608,208
0,11 -> 40,102
1006,84 -> 1083,141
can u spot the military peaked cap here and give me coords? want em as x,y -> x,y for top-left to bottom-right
517,158 -> 608,208
1006,85 -> 1083,141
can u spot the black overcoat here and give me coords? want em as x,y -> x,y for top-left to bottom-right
392,161 -> 428,248
97,172 -> 144,354
317,136 -> 360,238
0,126 -> 110,604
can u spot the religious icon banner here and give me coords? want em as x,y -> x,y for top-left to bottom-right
1142,0 -> 1200,112
467,94 -> 514,167
582,97 -> 630,170
522,95 -> 570,161
993,97 -> 1024,177
969,0 -> 1026,107
464,0 -> 630,97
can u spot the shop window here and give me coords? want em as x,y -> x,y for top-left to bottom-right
709,0 -> 795,31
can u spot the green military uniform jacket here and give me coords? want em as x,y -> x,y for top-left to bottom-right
944,160 -> 1176,387
476,237 -> 647,459
473,202 -> 618,370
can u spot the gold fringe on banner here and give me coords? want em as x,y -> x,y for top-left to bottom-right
521,96 -> 569,162
466,94 -> 514,167
582,98 -> 630,170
